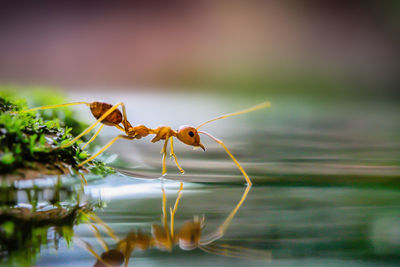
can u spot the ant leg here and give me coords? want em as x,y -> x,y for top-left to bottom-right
78,172 -> 88,186
200,184 -> 251,245
123,243 -> 133,267
114,124 -> 126,133
169,137 -> 184,174
61,102 -> 124,148
118,240 -> 134,267
161,135 -> 170,176
169,182 -> 183,238
161,185 -> 173,248
161,186 -> 167,226
21,101 -> 90,113
82,124 -> 104,149
83,212 -> 118,241
78,134 -> 135,167
88,222 -> 109,252
75,238 -> 105,265
120,102 -> 131,131
198,131 -> 252,185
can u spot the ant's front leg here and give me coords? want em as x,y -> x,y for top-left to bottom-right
169,137 -> 184,174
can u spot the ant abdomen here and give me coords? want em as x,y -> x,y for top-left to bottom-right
94,249 -> 124,267
90,102 -> 123,126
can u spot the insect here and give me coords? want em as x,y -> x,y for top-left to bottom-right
23,100 -> 271,185
77,183 -> 270,266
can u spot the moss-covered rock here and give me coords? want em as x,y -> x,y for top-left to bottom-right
0,91 -> 114,181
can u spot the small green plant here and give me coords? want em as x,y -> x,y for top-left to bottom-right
0,91 -> 114,180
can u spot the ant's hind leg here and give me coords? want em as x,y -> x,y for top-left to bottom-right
78,134 -> 134,167
82,212 -> 118,241
169,137 -> 184,174
88,222 -> 109,252
82,124 -> 104,149
61,102 -> 124,148
78,173 -> 88,186
76,238 -> 105,265
161,135 -> 170,176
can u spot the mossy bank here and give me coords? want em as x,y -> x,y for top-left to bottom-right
0,91 -> 114,182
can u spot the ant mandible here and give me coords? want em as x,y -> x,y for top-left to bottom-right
22,100 -> 271,185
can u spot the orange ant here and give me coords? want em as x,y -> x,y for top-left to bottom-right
22,101 -> 270,185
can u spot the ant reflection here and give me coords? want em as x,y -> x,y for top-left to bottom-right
78,184 -> 270,266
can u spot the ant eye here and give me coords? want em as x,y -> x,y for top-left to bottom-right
188,131 -> 194,137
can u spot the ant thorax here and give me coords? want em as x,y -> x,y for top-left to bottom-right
150,126 -> 176,142
176,125 -> 204,150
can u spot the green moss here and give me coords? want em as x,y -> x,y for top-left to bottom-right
0,91 -> 114,180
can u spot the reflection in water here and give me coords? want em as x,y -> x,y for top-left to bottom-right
79,183 -> 271,266
0,180 -> 93,266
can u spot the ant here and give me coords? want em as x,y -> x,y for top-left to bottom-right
77,183 -> 270,266
22,101 -> 270,185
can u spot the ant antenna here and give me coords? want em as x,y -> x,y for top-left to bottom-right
21,101 -> 90,113
196,101 -> 271,130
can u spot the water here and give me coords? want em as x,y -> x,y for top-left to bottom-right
2,92 -> 400,266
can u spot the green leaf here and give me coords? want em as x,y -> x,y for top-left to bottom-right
29,134 -> 38,155
78,151 -> 89,160
1,152 -> 15,165
60,139 -> 71,147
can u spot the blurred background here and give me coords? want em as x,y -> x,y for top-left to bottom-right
0,0 -> 398,99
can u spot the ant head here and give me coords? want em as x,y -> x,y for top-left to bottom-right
177,125 -> 205,151
175,217 -> 205,250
